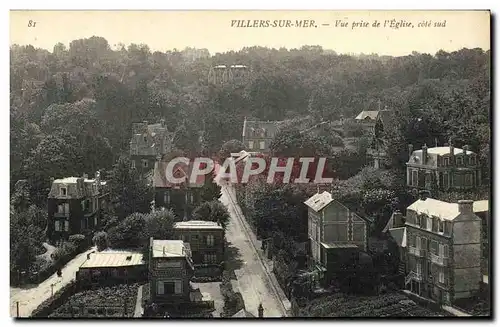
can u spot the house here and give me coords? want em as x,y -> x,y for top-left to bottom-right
129,119 -> 172,175
76,250 -> 146,284
173,220 -> 225,277
304,191 -> 370,285
389,227 -> 407,275
47,172 -> 109,244
354,108 -> 394,135
242,118 -> 283,153
208,64 -> 248,84
406,142 -> 481,195
152,159 -> 205,220
148,239 -> 195,305
473,200 -> 489,280
404,197 -> 482,305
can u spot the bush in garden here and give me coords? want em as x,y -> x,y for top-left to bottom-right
92,231 -> 109,251
68,234 -> 87,252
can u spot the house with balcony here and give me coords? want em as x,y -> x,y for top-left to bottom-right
152,159 -> 205,220
406,142 -> 481,196
47,172 -> 109,244
173,221 -> 225,278
304,191 -> 371,285
404,197 -> 482,305
129,119 -> 172,175
242,118 -> 283,153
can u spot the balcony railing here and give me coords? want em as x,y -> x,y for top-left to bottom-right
404,271 -> 423,285
408,247 -> 426,257
430,253 -> 449,266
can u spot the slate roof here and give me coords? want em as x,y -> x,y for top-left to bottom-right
152,160 -> 206,188
389,227 -> 407,248
129,121 -> 172,157
408,146 -> 475,167
48,177 -> 104,199
80,251 -> 144,269
407,198 -> 478,221
304,191 -> 334,212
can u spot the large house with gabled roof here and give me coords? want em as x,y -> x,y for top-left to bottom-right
242,118 -> 283,153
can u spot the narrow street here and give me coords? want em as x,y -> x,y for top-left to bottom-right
219,182 -> 286,318
10,247 -> 96,317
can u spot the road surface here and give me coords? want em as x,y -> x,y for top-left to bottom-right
10,247 -> 96,317
219,182 -> 286,318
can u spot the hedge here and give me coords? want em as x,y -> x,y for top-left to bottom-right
31,281 -> 83,317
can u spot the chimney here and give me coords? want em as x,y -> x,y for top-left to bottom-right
449,138 -> 454,160
408,144 -> 413,160
458,200 -> 473,214
422,144 -> 428,165
163,246 -> 165,255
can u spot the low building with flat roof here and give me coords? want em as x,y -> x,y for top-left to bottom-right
76,250 -> 146,284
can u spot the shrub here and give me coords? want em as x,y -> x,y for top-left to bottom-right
68,234 -> 87,252
92,231 -> 109,251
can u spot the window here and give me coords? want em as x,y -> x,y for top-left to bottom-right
261,129 -> 267,137
60,187 -> 67,196
465,174 -> 472,186
190,193 -> 194,204
64,220 -> 69,232
470,156 -> 476,165
439,244 -> 448,258
206,235 -> 215,246
259,141 -> 265,150
442,173 -> 450,189
416,262 -> 422,275
416,236 -> 422,249
55,221 -> 60,231
191,235 -> 199,241
164,192 -> 170,204
142,160 -> 148,168
438,220 -> 444,233
248,141 -> 254,149
94,216 -> 98,227
443,157 -> 450,166
143,136 -> 147,143
157,280 -> 182,295
81,200 -> 86,211
438,271 -> 445,284
411,170 -> 418,186
131,160 -> 136,169
426,216 -> 432,231
204,253 -> 217,264
415,214 -> 421,227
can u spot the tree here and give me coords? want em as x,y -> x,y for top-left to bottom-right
92,231 -> 109,251
220,139 -> 245,158
108,156 -> 153,220
143,210 -> 176,240
200,173 -> 222,202
192,200 -> 231,230
107,213 -> 147,249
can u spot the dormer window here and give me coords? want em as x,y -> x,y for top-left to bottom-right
457,156 -> 463,166
438,219 -> 444,233
470,156 -> 476,165
60,187 -> 67,196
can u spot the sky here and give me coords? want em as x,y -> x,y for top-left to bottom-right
10,10 -> 490,56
